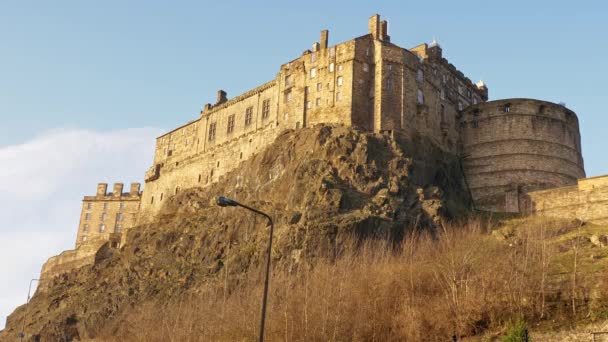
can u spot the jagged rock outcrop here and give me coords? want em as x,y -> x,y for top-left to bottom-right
0,125 -> 470,341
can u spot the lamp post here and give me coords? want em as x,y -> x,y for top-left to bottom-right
19,278 -> 39,342
216,196 -> 274,342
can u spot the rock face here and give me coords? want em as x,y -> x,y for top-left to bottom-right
0,125 -> 470,341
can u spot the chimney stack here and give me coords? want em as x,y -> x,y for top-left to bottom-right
112,183 -> 124,197
320,29 -> 329,49
130,183 -> 141,196
368,14 -> 380,40
380,20 -> 389,41
216,90 -> 227,105
96,183 -> 108,197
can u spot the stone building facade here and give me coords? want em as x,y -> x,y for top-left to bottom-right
460,99 -> 585,212
139,14 -> 489,220
74,183 -> 142,248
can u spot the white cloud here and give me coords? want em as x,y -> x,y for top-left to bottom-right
0,127 -> 163,330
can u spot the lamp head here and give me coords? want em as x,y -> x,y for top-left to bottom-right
216,196 -> 239,207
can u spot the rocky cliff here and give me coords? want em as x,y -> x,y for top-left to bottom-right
0,125 -> 471,341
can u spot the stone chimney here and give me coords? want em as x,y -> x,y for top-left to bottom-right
216,90 -> 227,105
96,183 -> 108,197
320,29 -> 329,49
112,183 -> 124,197
380,20 -> 389,41
368,14 -> 380,40
130,183 -> 141,196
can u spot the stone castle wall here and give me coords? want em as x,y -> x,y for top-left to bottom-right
75,183 -> 141,248
524,175 -> 608,225
460,99 -> 585,212
138,14 -> 488,220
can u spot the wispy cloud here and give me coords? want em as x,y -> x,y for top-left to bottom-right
0,127 -> 163,330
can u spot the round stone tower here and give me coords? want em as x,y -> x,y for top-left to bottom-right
460,98 -> 585,212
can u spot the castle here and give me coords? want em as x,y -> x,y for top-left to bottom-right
41,14 -> 608,282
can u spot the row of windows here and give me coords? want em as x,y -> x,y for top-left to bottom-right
207,99 -> 272,141
309,63 -> 345,79
84,212 -> 125,221
85,202 -> 125,211
81,223 -> 123,240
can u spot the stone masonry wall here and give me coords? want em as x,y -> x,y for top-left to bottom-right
75,183 -> 141,248
524,175 -> 608,225
460,99 -> 585,212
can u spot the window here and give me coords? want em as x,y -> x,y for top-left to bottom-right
363,63 -> 369,72
85,213 -> 91,221
262,99 -> 270,119
227,114 -> 235,133
285,75 -> 293,86
387,64 -> 393,71
316,83 -> 322,91
336,92 -> 342,101
338,64 -> 343,71
440,89 -> 446,100
366,47 -> 370,56
283,112 -> 289,120
99,224 -> 106,233
296,122 -> 300,129
417,69 -> 424,83
103,203 -> 108,211
119,202 -> 124,210
417,89 -> 424,104
185,139 -> 189,145
82,236 -> 87,242
83,224 -> 89,232
311,53 -> 316,62
310,68 -> 317,78
117,213 -> 123,222
458,102 -> 464,111
504,105 -> 510,113
458,85 -> 463,95
473,97 -> 478,105
284,90 -> 292,103
86,203 -> 92,210
208,122 -> 217,141
306,101 -> 312,109
160,193 -> 164,201
442,74 -> 447,83
316,97 -> 321,106
385,78 -> 392,90
151,196 -> 154,204
337,76 -> 343,86
101,213 -> 107,221
115,224 -> 123,233
329,63 -> 335,72
329,47 -> 335,57
245,107 -> 253,126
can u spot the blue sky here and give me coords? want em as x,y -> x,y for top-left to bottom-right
0,0 -> 607,330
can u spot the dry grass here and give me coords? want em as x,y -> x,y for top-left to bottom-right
96,218 -> 608,341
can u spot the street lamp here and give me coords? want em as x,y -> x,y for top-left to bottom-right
19,278 -> 39,341
216,196 -> 274,342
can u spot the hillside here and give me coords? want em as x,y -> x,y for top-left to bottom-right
2,125 -> 607,341
0,125 -> 470,341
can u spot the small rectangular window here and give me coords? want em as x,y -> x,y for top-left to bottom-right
101,213 -> 107,221
86,203 -> 92,210
504,105 -> 510,112
85,213 -> 91,220
284,90 -> 292,103
285,75 -> 292,86
336,92 -> 342,101
208,122 -> 217,141
338,64 -> 343,71
306,101 -> 312,109
99,224 -> 106,233
83,224 -> 89,232
119,202 -> 124,210
311,53 -> 316,63
316,98 -> 321,106
245,107 -> 253,126
115,224 -> 123,233
417,69 -> 424,83
316,83 -> 322,91
103,203 -> 108,210
262,99 -> 270,119
363,63 -> 369,72
337,76 -> 343,86
227,114 -> 235,133
82,236 -> 87,242
310,68 -> 317,78
329,63 -> 335,72
117,213 -> 123,222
